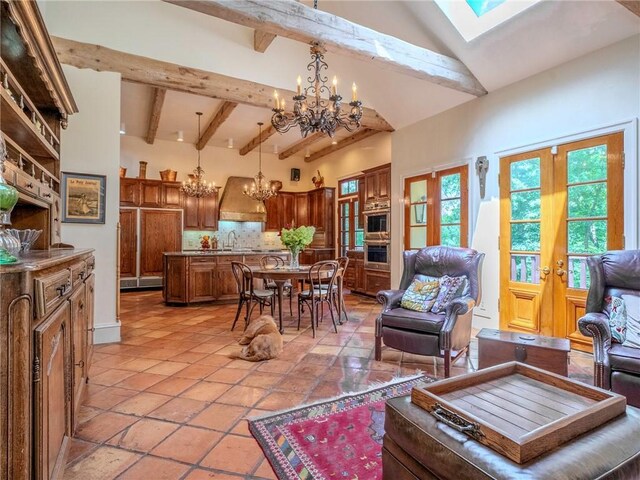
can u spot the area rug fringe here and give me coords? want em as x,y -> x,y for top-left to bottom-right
247,371 -> 427,422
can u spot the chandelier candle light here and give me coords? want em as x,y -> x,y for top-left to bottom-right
243,122 -> 277,203
271,42 -> 363,138
181,112 -> 217,198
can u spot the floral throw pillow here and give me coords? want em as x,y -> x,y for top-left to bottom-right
604,296 -> 627,343
401,278 -> 440,313
431,275 -> 467,314
621,294 -> 639,348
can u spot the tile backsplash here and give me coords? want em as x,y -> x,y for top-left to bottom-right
182,221 -> 282,250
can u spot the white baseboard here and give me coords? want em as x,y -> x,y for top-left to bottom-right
94,322 -> 121,344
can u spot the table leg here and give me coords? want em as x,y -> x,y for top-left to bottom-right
276,281 -> 285,334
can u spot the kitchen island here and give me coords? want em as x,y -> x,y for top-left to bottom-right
163,250 -> 290,305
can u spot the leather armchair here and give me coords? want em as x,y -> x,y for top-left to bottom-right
578,250 -> 640,407
375,246 -> 484,377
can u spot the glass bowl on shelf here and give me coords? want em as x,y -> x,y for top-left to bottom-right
6,228 -> 42,252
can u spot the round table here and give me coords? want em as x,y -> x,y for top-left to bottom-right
251,266 -> 315,334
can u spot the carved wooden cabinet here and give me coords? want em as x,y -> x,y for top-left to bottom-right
119,208 -> 137,278
345,250 -> 365,293
182,189 -> 220,231
119,178 -> 140,207
139,209 -> 183,277
0,249 -> 95,480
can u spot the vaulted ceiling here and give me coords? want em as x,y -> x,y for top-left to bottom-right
45,0 -> 639,161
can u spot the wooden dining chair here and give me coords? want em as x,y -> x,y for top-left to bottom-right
230,261 -> 275,331
260,255 -> 294,315
333,256 -> 350,325
297,260 -> 339,338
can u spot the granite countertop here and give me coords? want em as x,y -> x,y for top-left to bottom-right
164,249 -> 290,256
0,248 -> 94,273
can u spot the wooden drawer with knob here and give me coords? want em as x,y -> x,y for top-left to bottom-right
35,268 -> 73,319
69,260 -> 87,289
15,170 -> 39,197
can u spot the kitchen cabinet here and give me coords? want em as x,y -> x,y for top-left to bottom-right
364,269 -> 391,296
363,164 -> 391,203
265,192 -> 296,231
182,189 -> 220,231
164,256 -> 188,303
295,192 -> 309,227
120,178 -> 140,207
189,258 -> 217,303
308,187 -> 335,248
119,208 -> 137,278
345,250 -> 364,292
85,273 -> 96,367
140,180 -> 162,207
162,182 -> 182,208
214,255 -> 243,302
139,209 -> 183,277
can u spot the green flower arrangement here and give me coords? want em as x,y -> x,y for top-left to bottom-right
279,225 -> 315,254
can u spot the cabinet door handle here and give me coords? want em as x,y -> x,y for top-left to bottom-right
78,271 -> 85,280
75,360 -> 85,368
87,327 -> 95,332
79,301 -> 84,310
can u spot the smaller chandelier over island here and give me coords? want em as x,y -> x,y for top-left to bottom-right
181,112 -> 217,198
271,42 -> 363,138
244,122 -> 277,203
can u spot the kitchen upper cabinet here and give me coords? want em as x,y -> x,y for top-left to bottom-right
119,209 -> 137,278
265,192 -> 296,231
139,209 -> 183,277
308,187 -> 335,247
33,301 -> 72,480
140,180 -> 162,207
295,192 -> 309,227
120,178 -> 140,207
182,190 -> 220,231
162,182 -> 182,208
363,164 -> 391,203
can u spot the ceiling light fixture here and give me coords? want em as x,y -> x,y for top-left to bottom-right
271,1 -> 362,138
243,122 -> 277,203
180,112 -> 216,198
227,138 -> 234,149
120,122 -> 126,135
177,130 -> 184,142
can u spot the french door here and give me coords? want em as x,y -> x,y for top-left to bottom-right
499,132 -> 624,351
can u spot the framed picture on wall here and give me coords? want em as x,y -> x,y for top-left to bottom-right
61,172 -> 106,224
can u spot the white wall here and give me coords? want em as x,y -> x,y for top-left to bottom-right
61,66 -> 121,344
391,35 -> 640,329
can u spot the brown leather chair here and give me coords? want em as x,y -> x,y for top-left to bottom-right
578,250 -> 640,407
375,246 -> 484,377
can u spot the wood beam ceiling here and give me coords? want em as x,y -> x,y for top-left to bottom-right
616,0 -> 640,17
196,101 -> 237,150
52,37 -> 393,132
305,129 -> 378,163
239,124 -> 277,156
163,0 -> 487,97
254,30 -> 276,52
145,87 -> 166,144
278,131 -> 325,160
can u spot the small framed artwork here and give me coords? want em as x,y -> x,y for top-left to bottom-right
61,172 -> 106,224
291,168 -> 300,182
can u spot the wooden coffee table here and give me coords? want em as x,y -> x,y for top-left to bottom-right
476,328 -> 570,376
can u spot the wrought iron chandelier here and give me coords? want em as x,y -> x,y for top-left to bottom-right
270,1 -> 362,138
181,112 -> 217,198
243,122 -> 277,203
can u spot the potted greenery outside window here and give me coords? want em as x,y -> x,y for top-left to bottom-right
279,225 -> 315,269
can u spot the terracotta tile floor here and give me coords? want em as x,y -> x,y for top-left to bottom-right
65,290 -> 595,479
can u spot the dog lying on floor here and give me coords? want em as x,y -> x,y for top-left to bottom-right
230,315 -> 283,362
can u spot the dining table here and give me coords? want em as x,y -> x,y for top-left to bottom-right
251,265 -> 325,334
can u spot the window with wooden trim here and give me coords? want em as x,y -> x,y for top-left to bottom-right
338,177 -> 364,256
404,165 -> 469,250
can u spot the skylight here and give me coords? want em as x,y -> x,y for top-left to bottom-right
434,0 -> 542,42
466,0 -> 506,17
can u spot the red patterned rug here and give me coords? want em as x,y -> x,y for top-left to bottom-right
249,374 -> 432,480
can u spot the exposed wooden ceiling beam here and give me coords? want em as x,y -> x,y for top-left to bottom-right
305,129 -> 378,163
52,37 -> 393,132
145,87 -> 166,144
279,131 -> 325,160
616,0 -> 640,17
196,101 -> 238,150
254,30 -> 276,52
239,124 -> 277,156
163,0 -> 487,97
